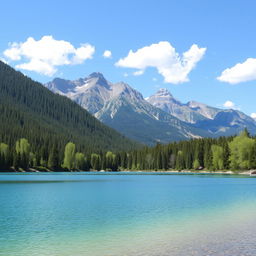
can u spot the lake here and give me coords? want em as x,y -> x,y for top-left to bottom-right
0,172 -> 256,256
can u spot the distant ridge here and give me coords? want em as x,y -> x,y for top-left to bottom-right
148,88 -> 256,137
46,73 -> 256,144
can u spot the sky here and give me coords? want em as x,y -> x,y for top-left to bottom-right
1,0 -> 256,118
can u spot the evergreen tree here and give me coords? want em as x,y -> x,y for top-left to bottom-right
222,140 -> 230,169
176,151 -> 185,170
203,140 -> 213,170
249,141 -> 256,169
15,138 -> 30,169
0,143 -> 9,169
48,145 -> 59,170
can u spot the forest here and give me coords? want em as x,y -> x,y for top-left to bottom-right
1,129 -> 256,172
0,60 -> 138,158
1,60 -> 256,172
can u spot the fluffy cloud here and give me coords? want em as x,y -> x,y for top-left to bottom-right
217,58 -> 256,84
3,36 -> 95,76
116,41 -> 206,84
72,44 -> 95,64
103,50 -> 112,58
251,113 -> 256,119
133,70 -> 144,76
223,100 -> 235,108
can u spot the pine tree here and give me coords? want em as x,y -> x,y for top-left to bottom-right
222,140 -> 230,169
249,141 -> 256,169
176,151 -> 185,170
48,145 -> 59,170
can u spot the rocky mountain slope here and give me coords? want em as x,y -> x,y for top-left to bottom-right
147,88 -> 220,123
46,73 -> 208,144
147,88 -> 256,136
45,73 -> 256,144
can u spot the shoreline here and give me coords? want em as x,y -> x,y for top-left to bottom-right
120,169 -> 253,175
0,168 -> 254,175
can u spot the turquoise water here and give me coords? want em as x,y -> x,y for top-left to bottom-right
1,173 -> 256,256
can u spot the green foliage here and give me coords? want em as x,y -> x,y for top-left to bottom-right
48,145 -> 59,170
105,151 -> 118,171
91,153 -> 101,171
1,132 -> 256,172
75,152 -> 86,170
222,141 -> 230,169
120,130 -> 255,172
249,142 -> 256,169
176,151 -> 185,170
0,143 -> 8,157
229,131 -> 254,170
62,142 -> 76,169
15,138 -> 30,155
0,143 -> 9,169
193,159 -> 200,170
211,145 -> 224,170
15,138 -> 31,169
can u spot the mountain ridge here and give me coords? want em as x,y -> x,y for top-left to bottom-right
45,72 -> 256,144
46,73 -> 210,144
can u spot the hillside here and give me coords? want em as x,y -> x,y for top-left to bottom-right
0,61 -> 138,159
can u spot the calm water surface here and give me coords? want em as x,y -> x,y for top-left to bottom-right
0,172 -> 256,256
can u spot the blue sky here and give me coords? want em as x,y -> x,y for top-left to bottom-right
1,0 -> 256,117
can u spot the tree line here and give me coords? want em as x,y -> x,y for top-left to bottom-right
1,129 -> 256,172
123,129 -> 256,171
0,138 -> 120,171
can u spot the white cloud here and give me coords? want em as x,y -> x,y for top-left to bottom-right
3,36 -> 95,76
251,113 -> 256,119
223,100 -> 235,108
103,50 -> 112,58
152,77 -> 157,82
123,73 -> 128,77
133,70 -> 144,76
217,58 -> 256,84
116,41 -> 206,84
72,44 -> 95,64
17,59 -> 57,76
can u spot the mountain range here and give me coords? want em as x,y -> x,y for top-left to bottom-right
147,88 -> 256,136
45,73 -> 256,145
0,61 -> 137,157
